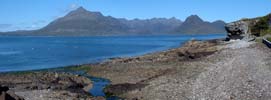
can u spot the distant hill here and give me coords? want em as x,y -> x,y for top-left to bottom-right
38,7 -> 129,36
1,7 -> 226,36
121,17 -> 183,34
175,15 -> 226,34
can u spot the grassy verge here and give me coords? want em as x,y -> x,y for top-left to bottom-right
255,38 -> 262,43
260,29 -> 271,36
267,37 -> 271,42
251,14 -> 271,36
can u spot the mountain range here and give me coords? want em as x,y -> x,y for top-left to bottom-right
1,7 -> 226,36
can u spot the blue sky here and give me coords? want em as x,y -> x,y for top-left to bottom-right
0,0 -> 270,32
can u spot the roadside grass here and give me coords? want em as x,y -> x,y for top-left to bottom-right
267,37 -> 271,42
260,29 -> 271,36
255,38 -> 262,43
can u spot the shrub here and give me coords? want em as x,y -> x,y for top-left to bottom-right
251,14 -> 271,36
260,28 -> 271,36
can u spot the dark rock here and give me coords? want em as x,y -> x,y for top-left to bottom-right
132,97 -> 139,100
0,85 -> 24,100
175,40 -> 218,60
225,14 -> 271,41
0,85 -> 9,93
25,85 -> 38,90
50,76 -> 84,90
0,72 -> 93,99
225,21 -> 251,40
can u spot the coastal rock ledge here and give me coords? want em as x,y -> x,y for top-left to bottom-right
225,13 -> 271,41
0,85 -> 24,100
225,21 -> 254,41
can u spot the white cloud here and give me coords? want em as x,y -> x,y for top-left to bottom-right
52,3 -> 80,20
63,4 -> 80,13
70,4 -> 79,9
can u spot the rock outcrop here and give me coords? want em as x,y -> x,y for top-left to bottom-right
0,85 -> 24,100
0,72 -> 94,100
225,21 -> 255,41
225,21 -> 248,39
225,13 -> 271,41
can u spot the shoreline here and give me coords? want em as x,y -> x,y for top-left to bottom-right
0,39 -> 211,73
87,39 -> 224,84
1,37 -> 225,73
0,39 -> 223,100
2,38 -> 270,100
86,39 -> 271,99
0,33 -> 226,73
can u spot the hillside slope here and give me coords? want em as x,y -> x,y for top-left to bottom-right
176,15 -> 226,34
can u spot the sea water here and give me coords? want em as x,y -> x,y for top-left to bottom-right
0,34 -> 225,72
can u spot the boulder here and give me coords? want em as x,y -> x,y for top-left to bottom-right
225,21 -> 254,41
0,85 -> 24,100
0,85 -> 9,92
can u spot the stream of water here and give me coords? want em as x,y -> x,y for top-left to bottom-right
63,70 -> 120,100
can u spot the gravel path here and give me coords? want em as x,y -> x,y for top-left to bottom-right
111,41 -> 271,100
192,41 -> 271,99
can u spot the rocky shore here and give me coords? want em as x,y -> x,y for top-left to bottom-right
87,39 -> 271,100
0,38 -> 271,100
0,71 -> 97,100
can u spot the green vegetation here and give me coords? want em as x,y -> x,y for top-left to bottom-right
267,37 -> 271,42
8,71 -> 35,75
105,92 -> 115,98
251,14 -> 271,36
65,65 -> 91,71
260,29 -> 271,36
255,38 -> 262,43
48,65 -> 92,72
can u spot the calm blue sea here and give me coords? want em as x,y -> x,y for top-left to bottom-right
0,34 -> 225,72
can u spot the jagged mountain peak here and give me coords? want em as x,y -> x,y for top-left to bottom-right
184,15 -> 204,24
65,6 -> 103,18
175,15 -> 226,34
2,7 -> 226,35
76,6 -> 87,12
68,6 -> 89,14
